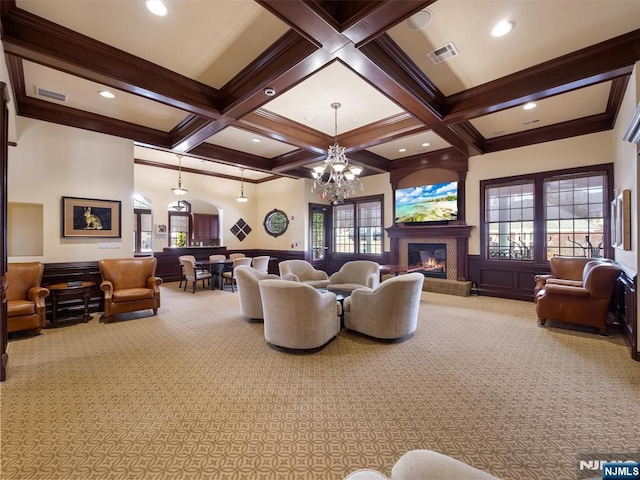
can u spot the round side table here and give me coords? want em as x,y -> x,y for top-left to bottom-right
47,281 -> 96,326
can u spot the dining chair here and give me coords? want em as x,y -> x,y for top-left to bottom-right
181,257 -> 212,293
222,257 -> 252,292
228,253 -> 246,260
251,256 -> 270,274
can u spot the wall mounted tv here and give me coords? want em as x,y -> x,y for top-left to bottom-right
395,181 -> 458,223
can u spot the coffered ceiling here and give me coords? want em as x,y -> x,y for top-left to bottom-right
1,0 -> 639,183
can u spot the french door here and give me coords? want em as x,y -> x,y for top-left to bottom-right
309,203 -> 331,273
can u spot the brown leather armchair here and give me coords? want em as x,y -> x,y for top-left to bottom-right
99,257 -> 162,323
6,262 -> 49,335
536,261 -> 621,335
534,256 -> 612,301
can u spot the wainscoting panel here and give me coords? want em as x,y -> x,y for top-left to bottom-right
469,255 -> 548,301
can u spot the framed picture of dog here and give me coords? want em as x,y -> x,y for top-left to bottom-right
61,196 -> 121,238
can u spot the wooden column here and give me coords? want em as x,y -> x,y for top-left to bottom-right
1,83 -> 9,381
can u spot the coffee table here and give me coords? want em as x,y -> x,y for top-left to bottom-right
317,288 -> 349,327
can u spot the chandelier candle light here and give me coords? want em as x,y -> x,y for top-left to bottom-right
311,102 -> 364,205
171,154 -> 188,196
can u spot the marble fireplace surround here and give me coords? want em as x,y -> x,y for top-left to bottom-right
385,224 -> 474,281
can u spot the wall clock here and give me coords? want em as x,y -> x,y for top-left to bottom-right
263,209 -> 289,237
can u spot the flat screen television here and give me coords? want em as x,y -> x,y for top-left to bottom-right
395,181 -> 458,223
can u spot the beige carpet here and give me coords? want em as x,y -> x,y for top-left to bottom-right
1,282 -> 639,480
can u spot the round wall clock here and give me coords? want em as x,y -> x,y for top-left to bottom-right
263,209 -> 289,237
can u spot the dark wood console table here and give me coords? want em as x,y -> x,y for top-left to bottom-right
48,281 -> 95,326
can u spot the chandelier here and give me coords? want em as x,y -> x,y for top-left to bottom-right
171,154 -> 188,196
311,102 -> 363,205
236,168 -> 248,203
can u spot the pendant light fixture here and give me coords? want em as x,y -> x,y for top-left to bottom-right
236,168 -> 248,203
171,154 -> 188,196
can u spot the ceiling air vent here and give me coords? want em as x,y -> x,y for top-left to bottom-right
523,119 -> 541,125
34,86 -> 67,102
427,42 -> 459,64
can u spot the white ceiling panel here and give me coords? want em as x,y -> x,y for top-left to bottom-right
470,81 -> 612,138
204,126 -> 298,158
367,131 -> 452,160
262,62 -> 404,135
23,61 -> 188,131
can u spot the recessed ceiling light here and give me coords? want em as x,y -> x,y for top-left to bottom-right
406,9 -> 432,30
491,20 -> 514,37
146,0 -> 167,16
398,148 -> 407,153
99,90 -> 115,99
523,102 -> 537,110
421,142 -> 430,147
252,138 -> 261,143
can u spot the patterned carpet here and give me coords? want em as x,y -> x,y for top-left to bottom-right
1,282 -> 639,480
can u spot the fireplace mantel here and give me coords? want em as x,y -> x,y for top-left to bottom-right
386,224 -> 473,239
385,224 -> 475,281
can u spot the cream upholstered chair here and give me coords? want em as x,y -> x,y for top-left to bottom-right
344,449 -> 501,480
208,254 -> 226,262
178,255 -> 209,288
6,262 -> 49,336
181,257 -> 212,293
223,257 -> 252,292
99,257 -> 162,322
251,255 -> 270,274
259,279 -> 340,351
278,259 -> 329,288
536,261 -> 621,335
234,265 -> 279,320
328,260 -> 380,293
343,273 -> 424,341
228,253 -> 246,260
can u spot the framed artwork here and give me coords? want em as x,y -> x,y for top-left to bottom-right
61,196 -> 121,238
616,189 -> 632,251
156,224 -> 167,234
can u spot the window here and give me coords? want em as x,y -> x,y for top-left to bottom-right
169,200 -> 191,247
332,195 -> 383,255
133,195 -> 152,254
482,164 -> 612,262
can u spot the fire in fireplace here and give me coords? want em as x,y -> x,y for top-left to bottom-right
408,243 -> 447,279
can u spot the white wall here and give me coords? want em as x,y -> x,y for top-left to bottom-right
466,131 -> 614,254
8,118 -> 134,263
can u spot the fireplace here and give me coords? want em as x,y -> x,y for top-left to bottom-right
408,243 -> 447,279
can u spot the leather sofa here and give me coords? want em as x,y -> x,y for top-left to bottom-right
533,256 -> 612,301
344,449 -> 501,480
233,265 -> 279,320
536,260 -> 621,335
99,257 -> 162,323
6,262 -> 49,335
278,259 -> 329,288
259,279 -> 340,351
328,260 -> 380,293
343,272 -> 424,341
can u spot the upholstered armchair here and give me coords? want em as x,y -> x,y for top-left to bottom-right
328,260 -> 380,293
536,261 -> 621,335
6,262 -> 49,335
344,449 -> 501,480
278,259 -> 329,288
233,265 -> 279,320
343,273 -> 424,341
259,279 -> 341,351
99,257 -> 162,323
534,256 -> 612,301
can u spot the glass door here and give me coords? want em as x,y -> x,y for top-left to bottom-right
309,203 -> 330,273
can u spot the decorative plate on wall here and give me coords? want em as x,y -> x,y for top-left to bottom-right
263,209 -> 289,237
